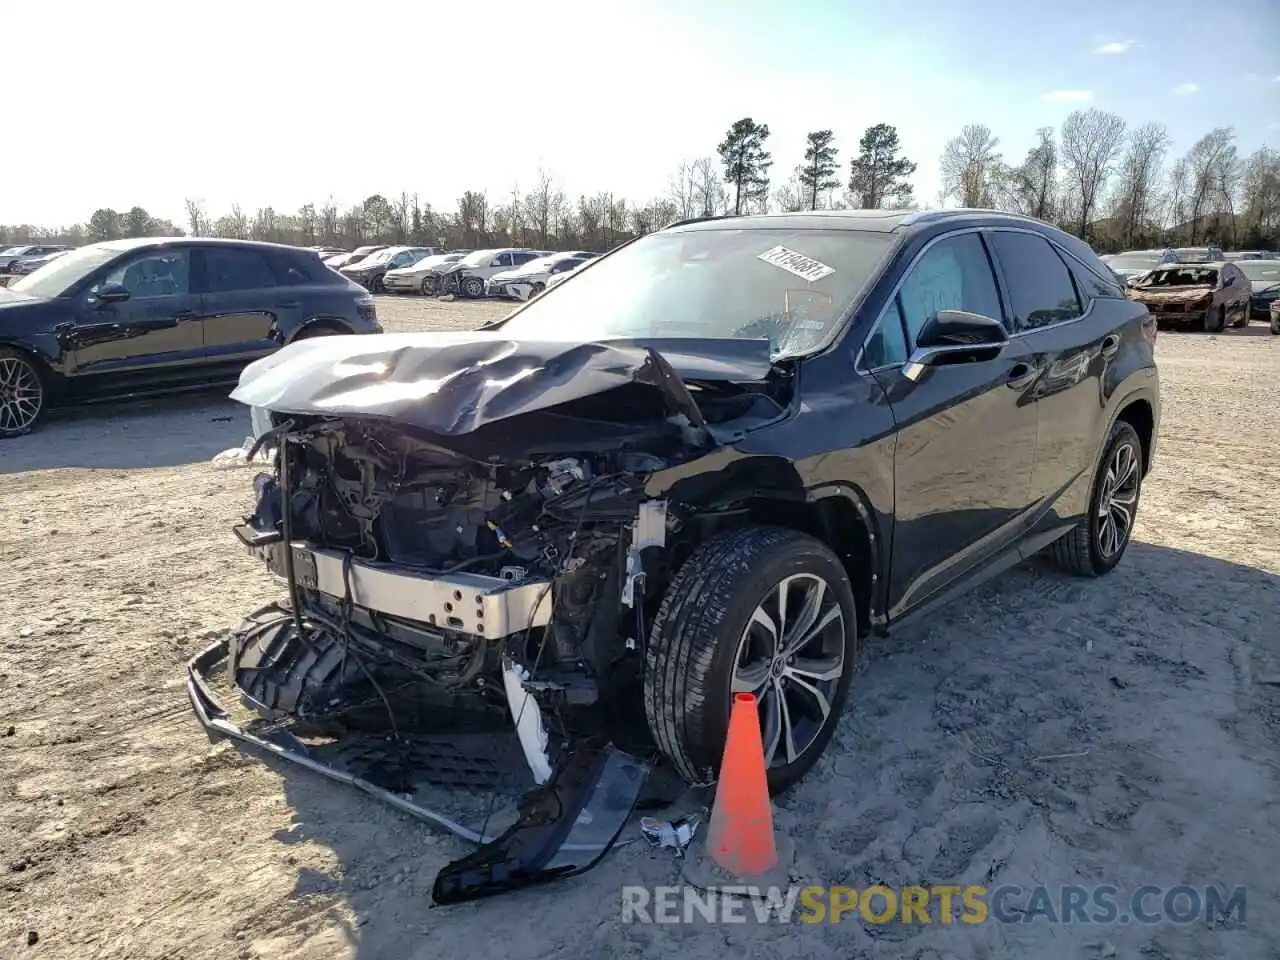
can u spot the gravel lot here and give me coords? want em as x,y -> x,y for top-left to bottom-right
2,295 -> 1278,960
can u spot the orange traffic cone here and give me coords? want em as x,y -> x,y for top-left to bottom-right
681,692 -> 793,893
707,692 -> 778,876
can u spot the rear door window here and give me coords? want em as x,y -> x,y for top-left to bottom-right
202,248 -> 278,293
987,231 -> 1083,332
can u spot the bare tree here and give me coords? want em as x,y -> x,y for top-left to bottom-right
691,157 -> 727,217
1000,128 -> 1058,220
1180,128 -> 1238,244
1239,147 -> 1280,244
393,193 -> 411,241
1113,122 -> 1171,247
522,167 -> 565,247
772,167 -> 807,213
940,124 -> 1003,207
319,197 -> 339,245
1059,108 -> 1127,238
667,161 -> 699,220
184,198 -> 211,237
228,203 -> 249,239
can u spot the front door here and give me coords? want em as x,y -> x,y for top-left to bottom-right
63,247 -> 205,391
869,231 -> 1039,619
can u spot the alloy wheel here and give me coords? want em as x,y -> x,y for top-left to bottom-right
463,277 -> 484,298
1096,440 -> 1139,559
0,354 -> 43,434
731,572 -> 846,769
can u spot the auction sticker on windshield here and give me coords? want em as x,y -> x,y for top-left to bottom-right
758,246 -> 835,283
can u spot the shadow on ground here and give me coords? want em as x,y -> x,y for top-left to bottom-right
220,540 -> 1280,960
1,391 -> 246,473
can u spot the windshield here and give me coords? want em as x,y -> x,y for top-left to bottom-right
458,250 -> 499,267
495,227 -> 897,356
1109,254 -> 1160,271
1238,261 -> 1280,283
10,244 -> 122,298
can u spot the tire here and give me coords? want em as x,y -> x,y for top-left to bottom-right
1271,314 -> 1280,336
530,281 -> 545,297
0,347 -> 48,438
1204,305 -> 1226,333
1047,419 -> 1143,577
1231,302 -> 1248,328
293,321 -> 348,341
419,275 -> 437,296
461,277 -> 485,299
369,275 -> 384,294
644,525 -> 858,794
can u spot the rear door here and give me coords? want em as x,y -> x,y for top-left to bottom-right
984,229 -> 1112,527
195,245 -> 292,363
867,230 -> 1039,618
63,247 -> 205,387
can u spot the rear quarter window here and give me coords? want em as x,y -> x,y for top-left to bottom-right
270,252 -> 330,285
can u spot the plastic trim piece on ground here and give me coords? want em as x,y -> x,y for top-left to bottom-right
186,637 -> 650,903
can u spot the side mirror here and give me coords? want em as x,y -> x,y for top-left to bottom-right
904,309 -> 1009,382
93,283 -> 131,306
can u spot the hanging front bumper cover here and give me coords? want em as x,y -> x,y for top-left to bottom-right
185,637 -> 650,904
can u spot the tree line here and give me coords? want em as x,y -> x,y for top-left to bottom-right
3,112 -> 1276,255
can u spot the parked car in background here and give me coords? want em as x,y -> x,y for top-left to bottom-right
0,237 -> 381,437
1125,259 -> 1250,331
308,246 -> 347,259
439,248 -> 544,298
486,251 -> 597,300
1,244 -> 69,273
1223,250 -> 1271,261
339,246 -> 440,293
383,252 -> 465,294
324,245 -> 386,270
1236,258 -> 1280,321
1271,300 -> 1280,336
1101,250 -> 1165,281
1160,245 -> 1225,264
11,248 -> 73,275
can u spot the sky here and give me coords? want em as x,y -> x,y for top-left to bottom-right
3,0 -> 1278,229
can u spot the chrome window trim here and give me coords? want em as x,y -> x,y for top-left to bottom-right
854,224 -> 1104,374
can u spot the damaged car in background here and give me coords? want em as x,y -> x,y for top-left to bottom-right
188,209 -> 1160,902
1124,259 -> 1250,332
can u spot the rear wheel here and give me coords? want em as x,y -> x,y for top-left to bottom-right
1271,314 -> 1280,336
0,347 -> 46,438
644,525 -> 858,794
1047,420 -> 1143,576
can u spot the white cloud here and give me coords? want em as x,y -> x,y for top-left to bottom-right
1040,89 -> 1095,103
1273,75 -> 1280,83
1173,82 -> 1200,95
1093,40 -> 1135,55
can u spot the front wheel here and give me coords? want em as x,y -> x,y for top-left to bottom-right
1231,301 -> 1249,328
419,275 -> 438,296
1205,305 -> 1226,333
461,277 -> 485,299
644,525 -> 858,794
1046,420 -> 1143,576
0,347 -> 47,438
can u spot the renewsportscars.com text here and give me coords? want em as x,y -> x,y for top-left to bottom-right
621,884 -> 1247,926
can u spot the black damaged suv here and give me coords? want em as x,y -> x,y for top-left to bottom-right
0,237 -> 381,437
205,209 -> 1160,825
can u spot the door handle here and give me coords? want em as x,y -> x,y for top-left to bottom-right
1006,362 -> 1037,389
1101,334 -> 1120,357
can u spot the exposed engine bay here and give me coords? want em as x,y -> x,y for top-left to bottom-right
186,333 -> 796,902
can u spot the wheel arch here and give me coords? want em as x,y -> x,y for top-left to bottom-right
286,317 -> 355,343
0,339 -> 61,393
1113,394 -> 1156,475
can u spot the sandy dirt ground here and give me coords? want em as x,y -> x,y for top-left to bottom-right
2,296 -> 1278,960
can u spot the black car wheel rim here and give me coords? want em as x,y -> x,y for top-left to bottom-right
1097,440 -> 1139,558
0,355 -> 42,432
731,572 -> 845,769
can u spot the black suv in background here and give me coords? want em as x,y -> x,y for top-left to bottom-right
0,237 -> 381,437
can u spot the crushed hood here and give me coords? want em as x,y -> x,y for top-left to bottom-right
229,330 -> 775,436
